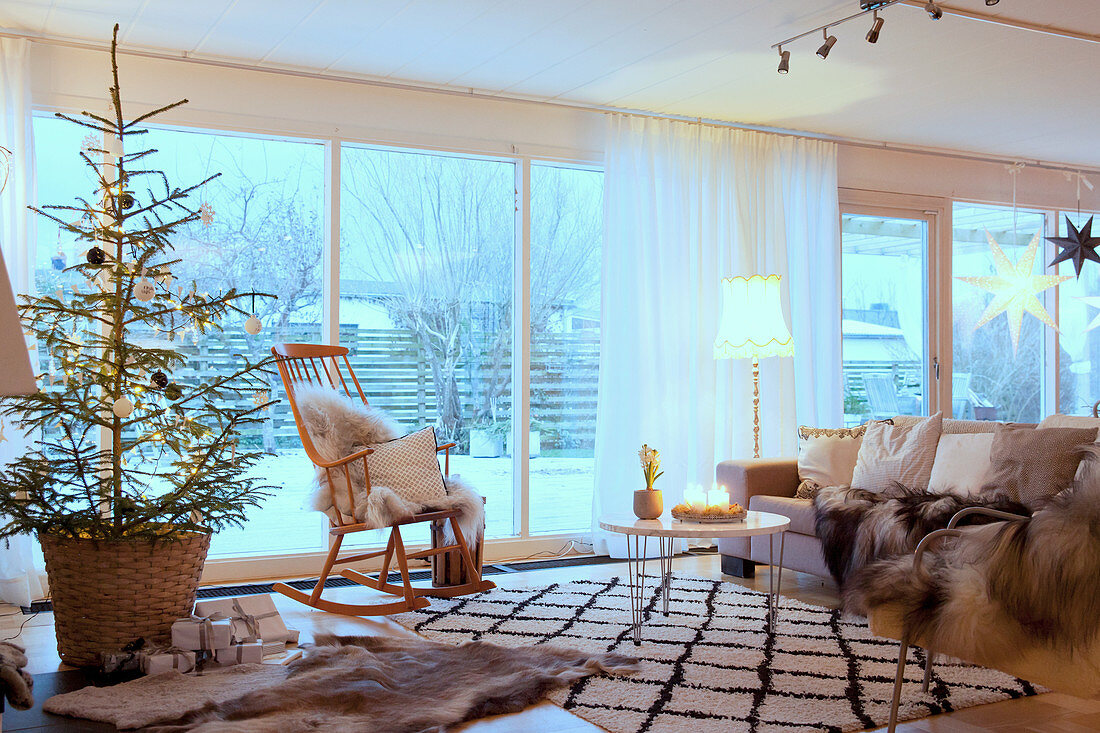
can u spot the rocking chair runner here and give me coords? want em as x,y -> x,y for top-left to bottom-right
269,343 -> 495,616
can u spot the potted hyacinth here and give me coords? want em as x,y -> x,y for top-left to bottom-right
634,444 -> 664,519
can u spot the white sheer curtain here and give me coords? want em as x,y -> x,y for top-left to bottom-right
592,115 -> 841,554
0,37 -> 46,607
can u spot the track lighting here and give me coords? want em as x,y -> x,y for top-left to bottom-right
817,29 -> 837,59
866,11 -> 884,43
777,47 -> 790,74
925,1 -> 943,20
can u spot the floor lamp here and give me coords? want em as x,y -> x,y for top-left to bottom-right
713,274 -> 794,458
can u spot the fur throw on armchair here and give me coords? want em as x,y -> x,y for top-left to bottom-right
843,451 -> 1100,676
813,484 -> 1029,587
293,384 -> 484,545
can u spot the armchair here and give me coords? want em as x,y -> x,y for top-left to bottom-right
872,506 -> 1100,732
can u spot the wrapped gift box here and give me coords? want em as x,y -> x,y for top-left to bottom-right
193,598 -> 257,643
194,594 -> 290,644
141,649 -> 196,675
285,629 -> 300,645
261,640 -> 286,657
171,615 -> 233,651
214,641 -> 263,666
231,595 -> 290,643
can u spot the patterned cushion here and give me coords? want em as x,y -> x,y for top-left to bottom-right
983,423 -> 1097,509
850,412 -> 943,492
358,426 -> 447,505
795,423 -> 867,500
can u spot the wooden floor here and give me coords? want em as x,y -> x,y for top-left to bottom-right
3,554 -> 1098,732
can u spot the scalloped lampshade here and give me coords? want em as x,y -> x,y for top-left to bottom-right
713,274 -> 794,360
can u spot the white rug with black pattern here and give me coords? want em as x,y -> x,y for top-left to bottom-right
393,574 -> 1040,733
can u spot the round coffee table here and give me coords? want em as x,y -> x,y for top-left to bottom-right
599,511 -> 791,645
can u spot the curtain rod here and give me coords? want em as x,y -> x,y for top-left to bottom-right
7,27 -> 1100,180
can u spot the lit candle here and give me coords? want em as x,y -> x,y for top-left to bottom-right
707,484 -> 729,511
685,484 -> 707,511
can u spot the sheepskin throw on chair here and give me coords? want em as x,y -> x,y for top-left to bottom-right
293,384 -> 485,546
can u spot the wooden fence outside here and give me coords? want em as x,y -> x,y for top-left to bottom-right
163,326 -> 600,452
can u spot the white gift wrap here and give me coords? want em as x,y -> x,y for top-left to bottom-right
193,598 -> 257,643
194,594 -> 290,643
261,640 -> 286,656
171,615 -> 233,651
141,649 -> 196,675
214,641 -> 263,666
285,628 -> 300,645
231,595 -> 290,643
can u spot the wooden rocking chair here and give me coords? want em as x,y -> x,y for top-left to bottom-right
269,343 -> 495,616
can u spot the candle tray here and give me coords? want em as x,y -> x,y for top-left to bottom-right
671,507 -> 747,523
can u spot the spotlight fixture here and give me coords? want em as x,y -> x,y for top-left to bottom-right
777,46 -> 790,74
986,0 -> 999,4
925,1 -> 943,20
817,29 -> 838,59
866,11 -> 885,43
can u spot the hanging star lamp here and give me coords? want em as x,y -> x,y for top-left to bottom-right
1047,173 -> 1100,279
956,232 -> 1070,355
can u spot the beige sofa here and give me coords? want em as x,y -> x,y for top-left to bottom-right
716,416 -> 1004,580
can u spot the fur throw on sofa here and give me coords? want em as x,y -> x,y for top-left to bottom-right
293,384 -> 484,545
843,451 -> 1100,671
813,484 -> 1029,587
148,634 -> 639,733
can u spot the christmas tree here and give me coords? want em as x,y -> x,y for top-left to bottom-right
0,25 -> 276,541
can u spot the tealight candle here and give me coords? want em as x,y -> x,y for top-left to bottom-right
685,484 -> 707,511
707,485 -> 729,511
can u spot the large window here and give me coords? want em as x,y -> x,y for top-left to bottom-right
840,212 -> 929,426
529,164 -> 602,534
339,145 -> 515,541
1055,210 -> 1100,416
32,113 -> 603,571
952,203 -> 1050,423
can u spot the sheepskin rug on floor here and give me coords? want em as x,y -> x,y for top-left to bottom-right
392,575 -> 1041,733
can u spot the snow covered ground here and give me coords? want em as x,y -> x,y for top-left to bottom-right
210,450 -> 595,558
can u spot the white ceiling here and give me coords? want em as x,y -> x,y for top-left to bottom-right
4,1 -> 1100,166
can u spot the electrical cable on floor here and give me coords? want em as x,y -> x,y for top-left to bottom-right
3,611 -> 38,642
497,539 -> 594,564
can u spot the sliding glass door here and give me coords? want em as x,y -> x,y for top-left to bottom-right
840,209 -> 934,425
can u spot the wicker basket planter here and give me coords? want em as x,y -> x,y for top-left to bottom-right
39,531 -> 211,667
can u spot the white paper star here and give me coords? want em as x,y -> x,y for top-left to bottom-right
955,231 -> 1070,355
1078,296 -> 1100,333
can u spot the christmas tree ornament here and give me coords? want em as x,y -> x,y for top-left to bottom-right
164,383 -> 183,401
244,315 -> 262,335
118,191 -> 136,210
133,272 -> 156,302
956,232 -> 1070,355
112,396 -> 134,418
199,202 -> 215,227
151,370 -> 169,389
86,246 -> 106,265
106,134 -> 124,158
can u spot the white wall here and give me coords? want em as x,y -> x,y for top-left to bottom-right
28,41 -> 605,164
838,145 -> 1100,212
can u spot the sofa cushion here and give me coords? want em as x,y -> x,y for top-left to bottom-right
851,412 -> 942,492
927,433 -> 994,497
748,494 -> 816,535
984,423 -> 1097,509
1038,414 -> 1100,432
891,414 -> 998,434
795,423 -> 866,500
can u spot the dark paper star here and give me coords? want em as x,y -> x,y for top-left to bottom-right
1047,216 -> 1100,278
